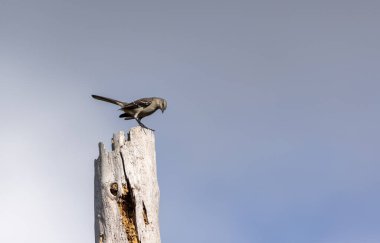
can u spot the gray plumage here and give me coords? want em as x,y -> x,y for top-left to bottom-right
92,94 -> 167,131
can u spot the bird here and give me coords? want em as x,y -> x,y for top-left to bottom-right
91,94 -> 167,131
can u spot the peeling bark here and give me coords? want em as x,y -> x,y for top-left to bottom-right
94,127 -> 161,243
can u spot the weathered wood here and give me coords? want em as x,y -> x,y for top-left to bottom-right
94,127 -> 161,243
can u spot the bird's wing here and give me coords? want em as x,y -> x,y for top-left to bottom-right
123,97 -> 153,109
91,95 -> 127,107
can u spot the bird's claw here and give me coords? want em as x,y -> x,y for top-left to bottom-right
140,125 -> 155,132
135,119 -> 155,132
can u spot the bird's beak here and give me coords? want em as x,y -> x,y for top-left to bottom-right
161,109 -> 164,113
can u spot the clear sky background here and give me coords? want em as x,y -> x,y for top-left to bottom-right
1,1 -> 379,242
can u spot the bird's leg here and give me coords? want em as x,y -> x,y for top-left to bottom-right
134,117 -> 147,134
135,118 -> 155,132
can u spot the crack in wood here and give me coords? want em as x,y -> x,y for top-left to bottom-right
142,201 -> 149,225
118,152 -> 140,243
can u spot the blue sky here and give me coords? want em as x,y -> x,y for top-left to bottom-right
1,1 -> 379,242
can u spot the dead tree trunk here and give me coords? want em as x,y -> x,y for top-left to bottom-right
94,127 -> 161,243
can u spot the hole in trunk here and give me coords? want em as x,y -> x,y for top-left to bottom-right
110,183 -> 118,196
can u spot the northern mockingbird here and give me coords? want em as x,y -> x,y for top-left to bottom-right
92,95 -> 167,131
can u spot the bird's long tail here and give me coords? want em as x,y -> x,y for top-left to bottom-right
91,95 -> 126,107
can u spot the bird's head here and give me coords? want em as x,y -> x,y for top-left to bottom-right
159,99 -> 167,113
